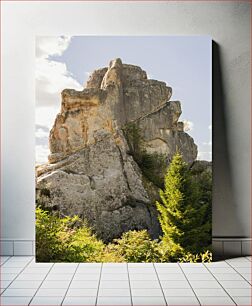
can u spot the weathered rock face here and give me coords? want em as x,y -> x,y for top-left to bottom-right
36,58 -> 198,241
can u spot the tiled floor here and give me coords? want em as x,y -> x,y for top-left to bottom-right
0,256 -> 251,305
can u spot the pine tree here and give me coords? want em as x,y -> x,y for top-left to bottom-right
156,152 -> 211,255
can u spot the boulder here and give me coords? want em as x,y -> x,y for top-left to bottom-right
36,58 -> 198,241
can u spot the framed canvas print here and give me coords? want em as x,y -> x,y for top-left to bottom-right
35,36 -> 212,262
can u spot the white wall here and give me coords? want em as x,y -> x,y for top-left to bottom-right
1,2 -> 250,251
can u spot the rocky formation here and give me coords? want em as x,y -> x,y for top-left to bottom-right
36,58 -> 198,242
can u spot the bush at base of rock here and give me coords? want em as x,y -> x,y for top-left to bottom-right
36,207 -> 104,262
36,207 -> 212,263
107,230 -> 162,263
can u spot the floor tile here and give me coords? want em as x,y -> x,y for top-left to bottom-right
194,288 -> 228,296
225,288 -> 252,296
1,274 -> 17,281
74,273 -> 100,281
128,263 -> 153,267
207,267 -> 236,274
27,262 -> 53,268
30,296 -> 64,305
165,296 -> 200,305
235,267 -> 252,274
232,296 -> 252,305
186,273 -> 215,280
132,296 -> 166,305
45,273 -> 73,281
8,280 -> 42,289
98,288 -> 130,296
8,256 -> 33,262
102,266 -> 127,273
241,273 -> 252,283
1,288 -> 37,296
67,288 -> 98,296
35,287 -> 67,296
158,273 -> 186,280
228,262 -> 252,268
227,257 -> 250,263
76,267 -> 101,274
99,281 -> 129,288
0,296 -> 32,305
0,256 -> 10,264
62,296 -> 96,305
22,267 -> 50,274
0,280 -> 12,288
154,263 -> 179,267
1,267 -> 23,274
78,263 -> 101,268
156,267 -> 182,274
163,288 -> 195,296
40,280 -> 71,288
182,268 -> 209,274
101,273 -> 128,281
198,296 -> 236,305
128,268 -> 155,274
16,273 -> 46,281
70,280 -> 99,288
219,280 -> 252,288
204,262 -> 230,267
160,280 -> 190,288
189,280 -> 222,288
214,273 -> 245,281
131,288 -> 163,297
130,280 -> 160,289
2,261 -> 28,268
97,296 -> 132,305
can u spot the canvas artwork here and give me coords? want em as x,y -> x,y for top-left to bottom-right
35,36 -> 212,262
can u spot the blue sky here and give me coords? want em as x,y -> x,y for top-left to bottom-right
35,36 -> 212,164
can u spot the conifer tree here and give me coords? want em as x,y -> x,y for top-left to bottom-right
156,152 -> 211,254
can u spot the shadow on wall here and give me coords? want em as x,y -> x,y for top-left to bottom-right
212,41 -> 244,239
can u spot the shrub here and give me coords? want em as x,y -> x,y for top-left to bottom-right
179,250 -> 212,263
109,230 -> 161,262
36,207 -> 104,262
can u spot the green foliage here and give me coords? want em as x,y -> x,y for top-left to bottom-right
107,230 -> 162,263
156,152 -> 212,255
179,250 -> 212,263
123,122 -> 167,187
36,207 -> 104,262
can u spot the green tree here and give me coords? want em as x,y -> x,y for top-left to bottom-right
156,152 -> 211,256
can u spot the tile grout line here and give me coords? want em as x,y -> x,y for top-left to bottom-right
203,262 -> 238,305
177,263 -> 202,306
127,263 -> 133,306
28,261 -> 55,305
153,263 -> 168,306
0,256 -> 34,296
95,263 -> 103,306
0,255 -> 12,266
61,263 -> 80,306
225,260 -> 252,286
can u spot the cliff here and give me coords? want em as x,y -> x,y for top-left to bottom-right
36,58 -> 197,241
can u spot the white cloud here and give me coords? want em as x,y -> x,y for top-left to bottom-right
203,140 -> 212,146
36,128 -> 49,138
36,145 -> 50,165
36,36 -> 71,58
36,58 -> 82,108
183,120 -> 194,132
197,151 -> 212,161
36,36 -> 82,164
208,124 -> 212,130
